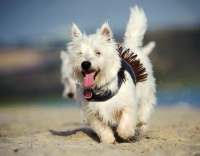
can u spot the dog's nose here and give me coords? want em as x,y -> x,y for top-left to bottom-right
68,93 -> 74,98
81,61 -> 91,70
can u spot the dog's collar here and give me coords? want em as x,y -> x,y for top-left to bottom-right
121,59 -> 136,85
83,73 -> 123,102
83,60 -> 136,102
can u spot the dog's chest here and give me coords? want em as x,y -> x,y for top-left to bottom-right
86,101 -> 124,125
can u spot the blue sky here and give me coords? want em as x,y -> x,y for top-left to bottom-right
0,0 -> 200,42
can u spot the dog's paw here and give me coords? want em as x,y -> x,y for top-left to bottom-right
100,134 -> 116,144
100,129 -> 116,144
116,126 -> 135,140
137,124 -> 148,136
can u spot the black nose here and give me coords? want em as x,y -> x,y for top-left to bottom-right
81,61 -> 91,70
68,93 -> 74,98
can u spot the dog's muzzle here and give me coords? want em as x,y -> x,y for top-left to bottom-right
81,61 -> 99,87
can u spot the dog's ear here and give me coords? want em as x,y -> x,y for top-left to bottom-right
99,22 -> 112,42
71,23 -> 82,39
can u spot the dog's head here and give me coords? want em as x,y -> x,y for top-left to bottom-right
61,77 -> 76,99
67,22 -> 121,89
60,51 -> 76,99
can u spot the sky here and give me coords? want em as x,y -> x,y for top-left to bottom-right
0,0 -> 200,42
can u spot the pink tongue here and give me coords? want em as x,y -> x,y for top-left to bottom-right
84,72 -> 95,87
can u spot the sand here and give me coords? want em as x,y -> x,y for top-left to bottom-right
0,105 -> 200,156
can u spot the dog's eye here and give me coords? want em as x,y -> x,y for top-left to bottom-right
77,52 -> 82,55
96,52 -> 101,56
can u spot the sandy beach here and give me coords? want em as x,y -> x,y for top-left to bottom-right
0,105 -> 200,156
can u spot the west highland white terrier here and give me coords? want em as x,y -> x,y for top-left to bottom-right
65,5 -> 156,143
60,42 -> 155,99
60,50 -> 76,99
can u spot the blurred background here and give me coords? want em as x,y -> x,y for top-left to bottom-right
0,0 -> 200,107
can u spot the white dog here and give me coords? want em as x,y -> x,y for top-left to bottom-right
60,50 -> 76,99
60,42 -> 155,99
65,6 -> 156,143
142,41 -> 156,56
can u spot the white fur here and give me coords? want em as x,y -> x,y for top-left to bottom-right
60,50 -> 76,99
124,6 -> 147,48
65,5 -> 156,143
60,42 -> 155,99
123,6 -> 156,136
142,41 -> 156,55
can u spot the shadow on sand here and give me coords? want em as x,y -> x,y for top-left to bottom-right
50,127 -> 100,142
49,123 -> 144,143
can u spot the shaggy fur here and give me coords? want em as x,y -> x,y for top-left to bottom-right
60,51 -> 76,99
65,5 -> 156,144
61,42 -> 155,99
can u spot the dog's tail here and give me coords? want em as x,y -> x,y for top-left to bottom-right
123,5 -> 147,48
142,41 -> 156,56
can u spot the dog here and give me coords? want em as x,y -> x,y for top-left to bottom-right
60,42 -> 155,99
142,41 -> 156,56
60,50 -> 76,99
65,5 -> 156,143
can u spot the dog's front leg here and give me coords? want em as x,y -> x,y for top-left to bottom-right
87,114 -> 115,144
117,107 -> 137,140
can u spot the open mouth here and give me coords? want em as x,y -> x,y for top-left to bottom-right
82,71 -> 98,87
